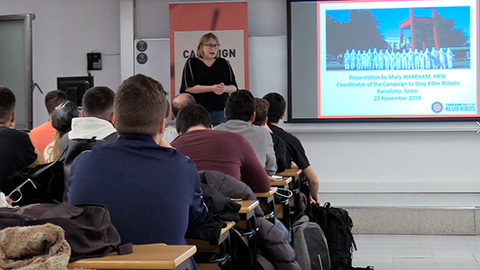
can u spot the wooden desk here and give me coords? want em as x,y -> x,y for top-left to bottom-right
254,187 -> 278,199
236,200 -> 259,262
276,169 -> 303,221
238,200 -> 259,215
219,221 -> 235,245
271,177 -> 293,229
271,176 -> 293,189
68,243 -> 196,270
187,221 -> 234,248
255,187 -> 278,223
276,169 -> 302,189
236,200 -> 259,232
186,221 -> 234,270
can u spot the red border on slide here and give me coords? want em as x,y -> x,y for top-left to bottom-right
316,0 -> 480,119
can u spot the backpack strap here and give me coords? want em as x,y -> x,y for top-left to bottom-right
30,145 -> 69,179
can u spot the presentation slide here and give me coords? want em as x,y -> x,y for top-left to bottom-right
288,0 -> 479,122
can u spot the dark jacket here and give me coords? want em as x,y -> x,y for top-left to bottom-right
199,170 -> 301,270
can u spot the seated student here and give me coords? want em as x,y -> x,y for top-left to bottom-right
0,86 -> 44,184
263,93 -> 320,205
214,90 -> 277,176
172,105 -> 293,243
29,90 -> 67,155
171,104 -> 271,193
58,86 -> 117,201
253,97 -> 288,173
68,75 -> 207,256
164,93 -> 196,143
44,101 -> 79,162
59,86 -> 117,152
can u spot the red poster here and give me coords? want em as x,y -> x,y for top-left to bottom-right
169,2 -> 249,101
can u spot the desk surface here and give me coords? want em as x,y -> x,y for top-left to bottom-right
270,177 -> 292,187
238,200 -> 259,214
276,168 -> 302,177
255,187 -> 278,198
221,221 -> 235,236
67,243 -> 196,270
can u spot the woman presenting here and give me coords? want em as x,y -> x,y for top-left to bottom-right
180,33 -> 237,126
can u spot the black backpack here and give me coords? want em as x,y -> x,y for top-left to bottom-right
308,202 -> 374,270
0,155 -> 66,206
62,137 -> 108,201
0,203 -> 132,262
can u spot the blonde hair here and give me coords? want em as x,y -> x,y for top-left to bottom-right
44,131 -> 66,163
196,32 -> 220,59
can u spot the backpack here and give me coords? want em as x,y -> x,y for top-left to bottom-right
63,137 -> 108,201
0,203 -> 132,262
0,155 -> 66,206
291,214 -> 331,270
308,202 -> 376,270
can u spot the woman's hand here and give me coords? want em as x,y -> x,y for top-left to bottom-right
213,83 -> 225,95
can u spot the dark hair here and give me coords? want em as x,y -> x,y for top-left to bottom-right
225,90 -> 255,121
0,86 -> 16,125
52,101 -> 80,132
45,90 -> 67,114
263,92 -> 286,124
172,93 -> 196,117
115,74 -> 168,136
82,86 -> 115,120
253,98 -> 269,126
176,104 -> 211,134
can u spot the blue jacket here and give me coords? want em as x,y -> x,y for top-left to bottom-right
68,134 -> 208,245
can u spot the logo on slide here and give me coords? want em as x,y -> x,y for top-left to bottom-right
431,102 -> 443,113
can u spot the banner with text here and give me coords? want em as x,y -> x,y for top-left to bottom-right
169,2 -> 248,101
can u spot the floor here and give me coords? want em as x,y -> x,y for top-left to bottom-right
352,234 -> 480,270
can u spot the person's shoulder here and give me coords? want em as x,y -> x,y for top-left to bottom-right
167,147 -> 199,172
250,124 -> 269,134
213,122 -> 227,130
70,148 -> 94,167
210,129 -> 246,145
214,129 -> 242,138
29,121 -> 49,134
270,124 -> 300,142
268,124 -> 286,135
188,57 -> 202,65
1,127 -> 30,140
215,57 -> 230,66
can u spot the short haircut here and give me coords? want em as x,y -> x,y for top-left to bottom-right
114,74 -> 168,137
197,32 -> 220,59
176,104 -> 211,134
225,90 -> 255,121
0,86 -> 15,125
172,93 -> 196,117
263,92 -> 286,124
253,98 -> 269,126
82,86 -> 115,120
45,90 -> 67,114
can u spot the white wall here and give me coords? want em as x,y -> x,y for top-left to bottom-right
134,0 -> 286,38
0,0 -> 121,127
